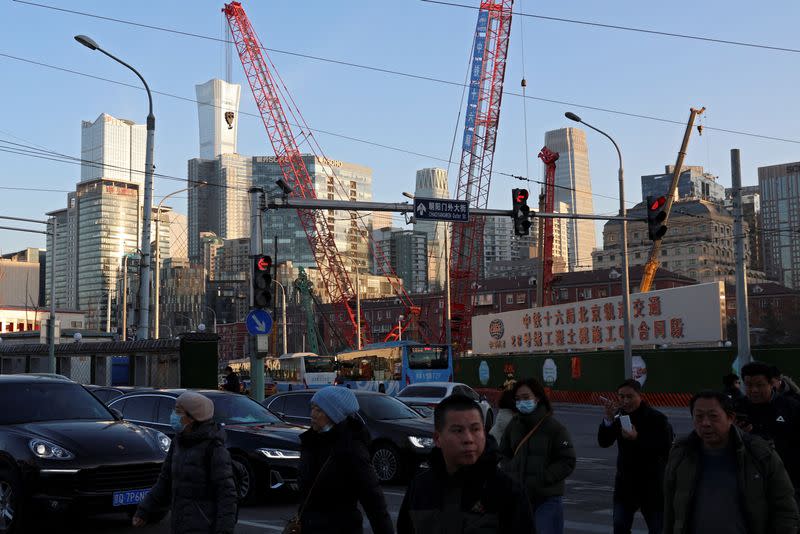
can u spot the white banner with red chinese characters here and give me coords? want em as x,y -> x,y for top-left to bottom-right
472,282 -> 726,354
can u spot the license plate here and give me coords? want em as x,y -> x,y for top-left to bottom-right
112,489 -> 150,507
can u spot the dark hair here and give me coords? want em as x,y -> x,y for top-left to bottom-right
769,365 -> 782,378
722,373 -> 740,388
225,366 -> 233,373
512,378 -> 552,413
690,390 -> 735,416
617,379 -> 642,393
434,394 -> 483,432
497,388 -> 516,411
741,362 -> 777,380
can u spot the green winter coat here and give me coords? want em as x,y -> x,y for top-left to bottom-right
499,405 -> 576,499
663,427 -> 799,534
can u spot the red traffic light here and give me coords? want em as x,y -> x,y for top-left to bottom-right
515,189 -> 529,203
649,196 -> 666,211
257,255 -> 272,271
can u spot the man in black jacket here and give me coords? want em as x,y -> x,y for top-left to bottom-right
222,366 -> 240,393
598,379 -> 673,534
397,395 -> 533,534
737,361 -> 800,502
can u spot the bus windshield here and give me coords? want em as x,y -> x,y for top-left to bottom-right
407,346 -> 449,370
304,356 -> 336,373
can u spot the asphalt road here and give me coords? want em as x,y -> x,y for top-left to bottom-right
44,403 -> 694,534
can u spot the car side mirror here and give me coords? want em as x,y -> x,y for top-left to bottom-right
479,394 -> 487,402
110,408 -> 123,421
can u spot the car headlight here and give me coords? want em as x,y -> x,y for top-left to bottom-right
257,448 -> 301,459
408,436 -> 434,449
29,438 -> 75,460
154,431 -> 171,454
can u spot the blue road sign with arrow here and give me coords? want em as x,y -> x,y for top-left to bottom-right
246,309 -> 273,336
413,197 -> 469,222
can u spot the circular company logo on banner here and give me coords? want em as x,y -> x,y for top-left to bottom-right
542,358 -> 558,386
632,355 -> 648,387
478,360 -> 490,385
489,319 -> 504,340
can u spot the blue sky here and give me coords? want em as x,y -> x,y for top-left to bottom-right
1,0 -> 799,253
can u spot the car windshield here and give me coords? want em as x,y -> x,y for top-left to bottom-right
397,386 -> 447,398
0,382 -> 113,424
304,356 -> 336,373
212,394 -> 282,425
358,395 -> 421,421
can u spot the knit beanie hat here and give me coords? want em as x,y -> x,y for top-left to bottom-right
176,391 -> 214,422
311,386 -> 359,424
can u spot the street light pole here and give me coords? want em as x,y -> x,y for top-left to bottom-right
274,280 -> 288,355
48,218 -> 57,373
204,305 -> 217,333
75,35 -> 156,340
566,112 -> 633,379
398,315 -> 405,342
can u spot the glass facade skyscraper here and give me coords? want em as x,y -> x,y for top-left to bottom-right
81,113 -> 146,187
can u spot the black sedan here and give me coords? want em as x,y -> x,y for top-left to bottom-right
108,389 -> 304,502
84,385 -> 151,404
264,390 -> 434,483
0,375 -> 170,533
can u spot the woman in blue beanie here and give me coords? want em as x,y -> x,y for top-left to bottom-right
295,386 -> 394,534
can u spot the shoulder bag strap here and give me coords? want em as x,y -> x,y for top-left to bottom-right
513,414 -> 550,457
297,455 -> 333,519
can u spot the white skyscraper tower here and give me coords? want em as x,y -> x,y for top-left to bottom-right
81,113 -> 146,186
413,168 -> 449,291
544,128 -> 596,271
196,78 -> 241,159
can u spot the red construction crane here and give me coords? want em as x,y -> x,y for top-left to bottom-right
537,146 -> 559,307
223,2 -> 420,348
449,0 -> 514,353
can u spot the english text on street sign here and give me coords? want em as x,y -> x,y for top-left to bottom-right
246,309 -> 273,336
413,197 -> 469,222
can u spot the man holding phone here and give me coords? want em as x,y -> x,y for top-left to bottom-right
598,379 -> 674,534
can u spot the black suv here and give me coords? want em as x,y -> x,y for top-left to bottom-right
109,389 -> 303,502
0,375 -> 170,533
264,390 -> 434,483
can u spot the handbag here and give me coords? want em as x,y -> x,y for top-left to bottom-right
282,456 -> 333,534
513,414 -> 550,457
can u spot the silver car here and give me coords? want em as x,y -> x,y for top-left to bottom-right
396,382 -> 494,430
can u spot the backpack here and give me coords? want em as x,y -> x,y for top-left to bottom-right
204,441 -> 249,521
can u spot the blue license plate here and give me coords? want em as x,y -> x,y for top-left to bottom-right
112,489 -> 150,507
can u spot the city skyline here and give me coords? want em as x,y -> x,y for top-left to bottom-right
2,1 -> 799,257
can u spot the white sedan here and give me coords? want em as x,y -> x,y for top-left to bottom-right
397,382 -> 494,430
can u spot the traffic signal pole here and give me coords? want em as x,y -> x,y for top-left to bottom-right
249,187 -> 265,402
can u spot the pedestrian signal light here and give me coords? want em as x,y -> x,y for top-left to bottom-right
647,195 -> 668,241
512,188 -> 532,236
253,255 -> 273,308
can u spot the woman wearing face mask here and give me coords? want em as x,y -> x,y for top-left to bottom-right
499,378 -> 576,534
295,386 -> 394,534
132,391 -> 237,534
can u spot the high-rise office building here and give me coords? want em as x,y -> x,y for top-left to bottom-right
725,185 -> 763,272
369,228 -> 427,294
543,128 -> 596,271
195,78 -> 241,160
483,216 -> 516,270
642,165 -> 725,204
759,162 -> 800,288
413,168 -> 449,291
80,113 -> 146,186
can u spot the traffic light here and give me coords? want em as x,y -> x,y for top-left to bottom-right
512,188 -> 531,236
253,255 -> 273,308
647,195 -> 668,241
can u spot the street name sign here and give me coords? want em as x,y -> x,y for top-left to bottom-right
246,309 -> 273,336
413,197 -> 470,222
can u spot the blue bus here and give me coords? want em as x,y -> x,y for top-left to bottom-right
266,353 -> 337,392
335,341 -> 453,396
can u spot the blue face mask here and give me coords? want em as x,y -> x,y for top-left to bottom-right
516,399 -> 537,414
170,412 -> 185,433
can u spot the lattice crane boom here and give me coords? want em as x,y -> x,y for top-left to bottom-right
223,2 -> 368,348
449,0 -> 514,352
537,147 -> 559,307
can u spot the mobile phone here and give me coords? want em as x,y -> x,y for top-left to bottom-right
599,395 -> 611,404
620,415 -> 633,432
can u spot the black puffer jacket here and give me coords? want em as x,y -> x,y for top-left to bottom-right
397,442 -> 534,534
136,421 -> 237,534
298,417 -> 393,534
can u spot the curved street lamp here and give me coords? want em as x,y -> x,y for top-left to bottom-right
75,34 -> 156,340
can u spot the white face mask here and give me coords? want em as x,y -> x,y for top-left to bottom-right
318,423 -> 333,433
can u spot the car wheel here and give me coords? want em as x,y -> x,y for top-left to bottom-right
372,443 -> 401,484
232,454 -> 255,504
0,467 -> 23,534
